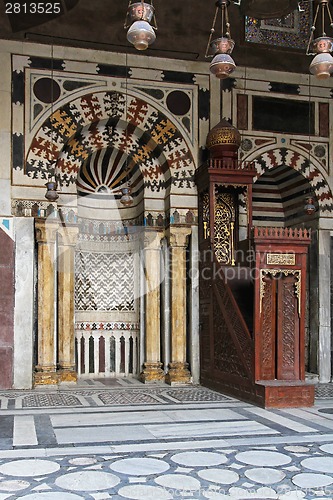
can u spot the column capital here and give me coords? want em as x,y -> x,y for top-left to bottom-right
35,220 -> 59,244
57,225 -> 79,247
167,227 -> 192,248
142,229 -> 164,250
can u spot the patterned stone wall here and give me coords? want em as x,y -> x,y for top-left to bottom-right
221,69 -> 333,224
75,231 -> 140,326
11,52 -> 212,225
75,249 -> 136,313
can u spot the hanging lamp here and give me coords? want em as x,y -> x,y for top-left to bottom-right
206,0 -> 236,79
307,0 -> 333,79
124,1 -> 157,51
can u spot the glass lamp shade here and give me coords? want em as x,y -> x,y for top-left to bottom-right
210,53 -> 236,79
127,20 -> 156,50
120,187 -> 134,206
45,181 -> 59,202
127,2 -> 154,23
312,36 -> 333,54
210,37 -> 235,55
309,52 -> 333,79
304,196 -> 316,215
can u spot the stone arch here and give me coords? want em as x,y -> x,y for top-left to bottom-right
245,147 -> 333,213
25,90 -> 196,197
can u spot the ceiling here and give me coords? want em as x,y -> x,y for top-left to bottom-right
0,0 -> 314,74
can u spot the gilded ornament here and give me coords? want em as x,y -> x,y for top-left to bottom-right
206,127 -> 241,148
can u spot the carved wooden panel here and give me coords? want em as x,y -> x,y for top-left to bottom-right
212,292 -> 249,379
214,191 -> 236,265
277,274 -> 299,380
259,276 -> 276,380
214,274 -> 253,375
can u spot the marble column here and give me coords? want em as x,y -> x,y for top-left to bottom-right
13,218 -> 34,389
166,227 -> 192,385
57,225 -> 79,383
34,219 -> 59,385
189,225 -> 200,385
140,231 -> 165,383
318,229 -> 331,382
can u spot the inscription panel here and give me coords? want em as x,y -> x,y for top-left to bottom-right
267,253 -> 295,265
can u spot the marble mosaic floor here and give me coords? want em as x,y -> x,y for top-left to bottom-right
1,382 -> 333,498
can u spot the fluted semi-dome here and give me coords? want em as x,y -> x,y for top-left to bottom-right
206,119 -> 241,158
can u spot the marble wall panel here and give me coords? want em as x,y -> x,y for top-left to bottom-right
13,218 -> 34,389
0,226 -> 14,389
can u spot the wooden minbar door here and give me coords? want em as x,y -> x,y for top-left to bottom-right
196,120 -> 257,401
253,227 -> 315,407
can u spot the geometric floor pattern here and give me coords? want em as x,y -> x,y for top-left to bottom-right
0,380 -> 333,499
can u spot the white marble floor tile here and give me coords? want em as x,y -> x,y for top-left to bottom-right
0,479 -> 30,492
51,411 -> 173,428
203,491 -> 231,499
154,473 -> 201,491
55,471 -> 119,491
109,457 -> 169,476
197,468 -> 239,484
281,408 -> 333,430
0,460 -> 60,477
13,416 -> 38,446
235,450 -> 291,467
164,409 -> 247,422
118,484 -> 172,499
145,420 -> 278,439
229,486 -> 278,498
292,472 -> 333,488
244,467 -> 285,484
284,446 -> 310,453
301,456 -> 333,473
319,443 -> 333,454
19,494 -> 84,499
246,407 -> 318,433
171,451 -> 227,467
278,492 -> 306,500
68,458 -> 97,466
54,425 -> 155,444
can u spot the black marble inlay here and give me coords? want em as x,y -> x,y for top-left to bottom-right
34,414 -> 58,446
12,134 -> 24,170
97,64 -> 131,78
63,80 -> 94,91
253,96 -> 314,135
34,103 -> 44,119
0,415 -> 13,439
137,87 -> 165,100
33,77 -> 61,103
166,90 -> 191,116
12,71 -> 24,104
269,82 -> 300,95
182,116 -> 191,132
199,88 -> 210,120
29,57 -> 64,71
162,71 -> 195,84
